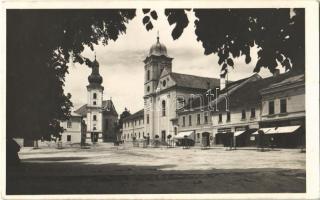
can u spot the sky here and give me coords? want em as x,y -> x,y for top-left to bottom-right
64,9 -> 275,115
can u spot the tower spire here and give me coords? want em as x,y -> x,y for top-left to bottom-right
157,30 -> 159,43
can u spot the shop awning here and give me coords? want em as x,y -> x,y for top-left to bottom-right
252,127 -> 275,135
234,131 -> 245,137
252,126 -> 301,135
174,131 -> 194,140
267,125 -> 301,134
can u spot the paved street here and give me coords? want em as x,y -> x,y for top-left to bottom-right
7,143 -> 306,194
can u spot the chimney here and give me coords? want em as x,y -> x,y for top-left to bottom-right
273,69 -> 280,77
220,74 -> 226,90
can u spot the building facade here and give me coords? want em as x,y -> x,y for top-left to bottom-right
122,109 -> 145,141
123,36 -> 220,142
122,36 -> 305,148
73,58 -> 119,144
60,113 -> 83,144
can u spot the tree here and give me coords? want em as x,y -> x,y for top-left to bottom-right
7,10 -> 136,142
145,9 -> 304,76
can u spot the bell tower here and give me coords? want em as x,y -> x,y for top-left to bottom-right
143,35 -> 173,139
143,35 -> 173,97
86,55 -> 104,143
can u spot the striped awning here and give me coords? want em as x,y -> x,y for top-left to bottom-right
174,131 -> 194,140
234,131 -> 245,137
252,126 -> 301,135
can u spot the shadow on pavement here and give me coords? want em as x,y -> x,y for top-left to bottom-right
6,159 -> 306,195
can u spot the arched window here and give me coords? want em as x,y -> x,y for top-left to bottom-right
147,70 -> 150,81
162,100 -> 166,116
93,93 -> 97,99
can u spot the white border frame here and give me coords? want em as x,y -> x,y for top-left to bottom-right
1,0 -> 319,199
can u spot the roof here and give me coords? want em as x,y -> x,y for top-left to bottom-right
170,72 -> 220,90
178,71 -> 303,112
74,100 -> 118,117
71,112 -> 82,117
149,37 -> 168,56
179,74 -> 258,111
123,109 -> 144,121
261,73 -> 305,92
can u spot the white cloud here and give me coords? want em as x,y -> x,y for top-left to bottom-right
64,9 -> 273,115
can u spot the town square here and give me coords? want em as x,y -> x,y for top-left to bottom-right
3,3 -> 319,199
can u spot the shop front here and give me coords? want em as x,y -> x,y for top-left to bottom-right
256,117 -> 305,148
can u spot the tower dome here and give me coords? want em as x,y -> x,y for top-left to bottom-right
149,35 -> 167,56
88,57 -> 103,85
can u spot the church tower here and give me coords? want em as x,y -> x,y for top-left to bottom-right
86,56 -> 104,143
143,35 -> 173,139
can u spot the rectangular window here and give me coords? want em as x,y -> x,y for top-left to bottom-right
93,101 -> 96,105
93,115 -> 97,121
251,108 -> 256,118
218,113 -> 222,123
280,99 -> 287,113
67,120 -> 72,128
147,114 -> 149,124
197,114 -> 201,125
269,101 -> 275,115
105,120 -> 108,129
204,112 -> 208,124
241,109 -> 246,119
67,135 -> 71,142
147,70 -> 150,81
182,116 -> 185,127
226,112 -> 231,122
189,115 -> 192,126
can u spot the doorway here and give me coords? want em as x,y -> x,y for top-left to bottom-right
161,130 -> 166,142
202,132 -> 210,147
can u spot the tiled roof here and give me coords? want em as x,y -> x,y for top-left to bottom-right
262,73 -> 305,91
178,71 -> 303,112
228,72 -> 304,109
123,109 -> 144,121
74,100 -> 118,117
179,74 -> 258,111
170,72 -> 220,90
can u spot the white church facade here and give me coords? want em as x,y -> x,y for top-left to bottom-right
122,36 -> 220,142
61,57 -> 118,144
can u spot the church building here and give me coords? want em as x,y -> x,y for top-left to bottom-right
122,36 -> 220,142
62,57 -> 118,144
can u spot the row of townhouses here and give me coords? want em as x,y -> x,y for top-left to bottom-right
121,36 -> 305,148
54,36 -> 304,149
